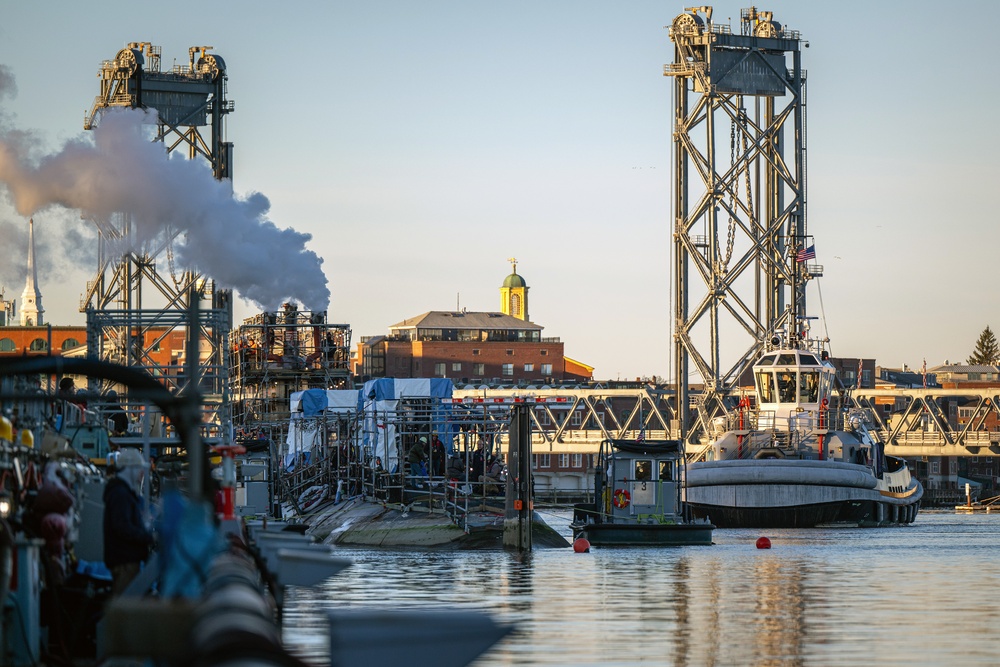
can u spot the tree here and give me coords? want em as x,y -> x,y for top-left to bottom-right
967,326 -> 1000,365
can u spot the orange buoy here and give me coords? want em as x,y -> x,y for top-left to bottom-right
756,536 -> 771,549
573,538 -> 591,553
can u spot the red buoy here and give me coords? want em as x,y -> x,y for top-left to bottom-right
756,536 -> 772,549
573,538 -> 591,553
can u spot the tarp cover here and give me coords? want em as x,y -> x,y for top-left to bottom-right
358,378 -> 454,470
285,389 -> 359,470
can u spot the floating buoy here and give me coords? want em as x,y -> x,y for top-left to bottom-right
573,538 -> 591,553
756,536 -> 771,549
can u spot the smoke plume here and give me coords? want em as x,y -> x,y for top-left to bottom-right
0,105 -> 330,311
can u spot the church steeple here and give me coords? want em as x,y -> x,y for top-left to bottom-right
500,257 -> 529,321
19,218 -> 44,326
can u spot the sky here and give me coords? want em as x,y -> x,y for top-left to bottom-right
0,1 -> 997,381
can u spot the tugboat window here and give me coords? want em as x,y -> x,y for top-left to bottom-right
756,371 -> 776,403
635,460 -> 652,481
777,372 -> 796,402
800,371 -> 820,403
659,461 -> 673,481
778,353 -> 797,364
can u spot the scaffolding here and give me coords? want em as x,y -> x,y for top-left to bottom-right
229,303 -> 352,441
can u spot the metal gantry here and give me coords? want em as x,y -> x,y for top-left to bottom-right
81,43 -> 235,416
666,7 -> 817,445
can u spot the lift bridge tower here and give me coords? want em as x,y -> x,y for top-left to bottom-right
666,7 -> 819,445
82,43 -> 234,429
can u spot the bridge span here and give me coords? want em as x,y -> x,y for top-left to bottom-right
454,385 -> 1000,458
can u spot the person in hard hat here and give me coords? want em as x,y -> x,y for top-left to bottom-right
407,436 -> 428,479
103,448 -> 155,596
0,416 -> 12,444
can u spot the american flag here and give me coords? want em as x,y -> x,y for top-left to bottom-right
857,358 -> 863,389
636,427 -> 645,442
796,244 -> 816,262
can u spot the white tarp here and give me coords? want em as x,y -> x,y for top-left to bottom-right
358,378 -> 453,471
285,389 -> 359,469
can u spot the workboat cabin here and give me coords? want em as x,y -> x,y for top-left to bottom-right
570,439 -> 714,546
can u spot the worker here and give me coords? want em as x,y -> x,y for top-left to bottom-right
103,448 -> 155,596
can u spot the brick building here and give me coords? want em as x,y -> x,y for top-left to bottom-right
355,262 -> 594,383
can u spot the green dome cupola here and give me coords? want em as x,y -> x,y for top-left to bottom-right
500,257 -> 529,321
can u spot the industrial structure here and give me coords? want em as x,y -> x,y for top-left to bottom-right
664,7 -> 818,445
229,303 -> 352,441
82,43 -> 234,428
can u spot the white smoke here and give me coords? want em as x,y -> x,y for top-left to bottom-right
0,104 -> 330,312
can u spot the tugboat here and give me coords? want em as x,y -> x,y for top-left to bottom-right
570,438 -> 714,546
685,334 -> 923,528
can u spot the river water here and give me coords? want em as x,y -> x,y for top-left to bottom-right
281,509 -> 1000,666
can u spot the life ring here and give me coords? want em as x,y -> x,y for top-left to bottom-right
612,488 -> 631,509
298,484 -> 328,512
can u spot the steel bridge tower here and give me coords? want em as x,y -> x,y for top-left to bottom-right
82,43 -> 235,429
665,7 -> 819,445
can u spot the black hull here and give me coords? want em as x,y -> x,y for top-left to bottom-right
688,498 -> 921,529
572,522 -> 714,546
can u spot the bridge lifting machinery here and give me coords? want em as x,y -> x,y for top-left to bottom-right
666,6 -> 820,446
82,43 -> 235,430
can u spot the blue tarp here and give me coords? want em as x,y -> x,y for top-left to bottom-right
301,388 -> 329,417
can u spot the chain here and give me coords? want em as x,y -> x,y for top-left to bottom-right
722,108 -> 743,273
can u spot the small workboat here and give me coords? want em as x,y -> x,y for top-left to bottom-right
570,438 -> 714,546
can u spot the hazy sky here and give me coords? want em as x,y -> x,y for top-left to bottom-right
0,1 -> 997,380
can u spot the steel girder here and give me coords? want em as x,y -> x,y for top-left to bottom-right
82,44 -> 234,414
666,9 -> 807,446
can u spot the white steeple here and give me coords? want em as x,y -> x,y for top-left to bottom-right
19,218 -> 43,327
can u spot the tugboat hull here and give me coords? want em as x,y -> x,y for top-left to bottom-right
685,459 -> 922,528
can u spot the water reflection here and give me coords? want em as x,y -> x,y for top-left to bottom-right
284,512 -> 1000,666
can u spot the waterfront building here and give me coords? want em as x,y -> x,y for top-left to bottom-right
355,263 -> 594,384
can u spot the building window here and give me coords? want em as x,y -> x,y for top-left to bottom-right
572,454 -> 583,467
502,363 -> 514,376
29,338 -> 48,352
972,456 -> 979,463
0,338 -> 14,352
524,363 -> 534,372
570,411 -> 582,427
511,293 -> 521,317
473,363 -> 484,376
539,454 -> 550,468
452,362 -> 462,372
506,350 -> 514,356
61,338 -> 81,351
931,461 -> 940,474
541,363 -> 552,375
434,362 -> 446,376
537,411 -> 550,426
540,350 -> 548,356
532,455 -> 538,469
472,349 -> 480,356
558,454 -> 569,468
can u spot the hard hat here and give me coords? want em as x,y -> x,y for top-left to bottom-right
116,448 -> 147,469
0,417 -> 11,443
418,436 -> 428,444
19,429 -> 34,448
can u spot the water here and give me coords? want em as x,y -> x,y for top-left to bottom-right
282,510 -> 1000,666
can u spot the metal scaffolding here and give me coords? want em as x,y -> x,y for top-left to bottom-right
665,7 -> 818,445
81,43 -> 235,423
